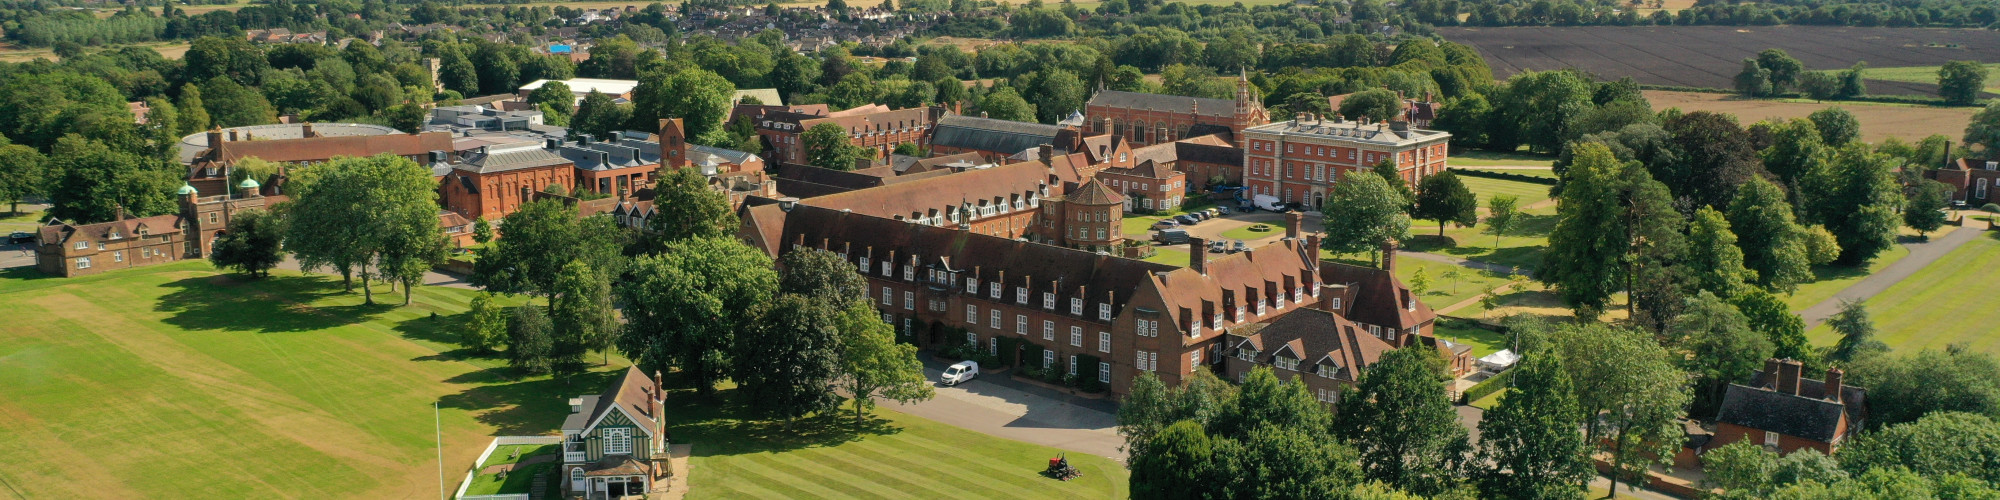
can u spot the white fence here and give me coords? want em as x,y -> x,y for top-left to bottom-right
455,436 -> 564,500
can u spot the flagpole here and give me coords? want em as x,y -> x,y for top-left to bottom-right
436,401 -> 446,500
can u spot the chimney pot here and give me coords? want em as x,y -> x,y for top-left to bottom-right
1189,236 -> 1208,275
1825,368 -> 1844,402
1285,212 -> 1303,240
1777,359 -> 1803,395
1381,240 -> 1397,272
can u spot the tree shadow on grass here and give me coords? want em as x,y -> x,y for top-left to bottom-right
666,391 -> 904,458
440,368 -> 622,436
153,273 -> 386,333
389,308 -> 500,363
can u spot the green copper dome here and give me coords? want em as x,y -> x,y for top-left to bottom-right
176,183 -> 198,195
237,178 -> 261,190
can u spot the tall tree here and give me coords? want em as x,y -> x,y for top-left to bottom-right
471,199 -> 623,311
1756,49 -> 1806,94
1967,101 -> 2000,155
199,77 -> 275,127
1660,111 -> 1764,210
175,85 -> 211,137
550,259 -> 616,375
1937,60 -> 1989,106
1477,349 -> 1592,500
364,154 -> 449,306
1334,347 -> 1471,496
1129,420 -> 1215,499
1413,171 -> 1477,237
1540,142 -> 1684,319
1669,291 -> 1771,416
1826,298 -> 1887,364
1546,323 -> 1691,496
1837,62 -> 1868,100
1734,59 -> 1771,97
736,294 -> 844,429
1485,194 -> 1519,250
1808,107 -> 1861,147
1701,441 -> 1781,497
208,209 -> 286,277
1320,171 -> 1412,265
1839,412 -> 2000,484
1338,88 -> 1403,122
617,237 -> 777,397
570,90 -> 631,141
836,301 -> 932,422
634,68 -> 735,141
1727,178 -> 1817,293
45,136 -> 178,224
1804,145 -> 1902,265
1685,207 -> 1754,298
1732,288 -> 1811,362
641,166 -> 738,248
976,86 -> 1037,123
1903,179 -> 1952,239
0,143 -> 47,215
508,305 -> 555,375
803,122 -> 868,170
1031,69 -> 1087,124
461,292 -> 508,353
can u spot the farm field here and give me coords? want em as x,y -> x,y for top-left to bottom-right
1806,234 -> 2000,354
1862,63 -> 2000,94
1439,26 -> 2000,98
0,41 -> 191,62
1644,90 -> 1977,143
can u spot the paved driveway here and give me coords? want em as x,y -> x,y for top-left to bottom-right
881,355 -> 1126,462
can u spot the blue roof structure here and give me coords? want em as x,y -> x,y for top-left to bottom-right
549,44 -> 573,53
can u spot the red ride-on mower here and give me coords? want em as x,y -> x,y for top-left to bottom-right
1044,453 -> 1082,481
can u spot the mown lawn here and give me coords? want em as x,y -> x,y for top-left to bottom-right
1782,243 -> 1911,311
1404,202 -> 1560,272
1446,150 -> 1556,168
1432,317 -> 1513,359
463,444 -> 559,496
675,382 -> 1129,499
1456,175 -> 1556,209
1218,223 -> 1279,241
1394,257 -> 1519,312
1806,234 -> 2000,354
0,261 -> 570,499
1457,167 -> 1557,179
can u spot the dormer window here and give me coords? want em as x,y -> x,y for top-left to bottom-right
858,256 -> 870,272
1275,356 -> 1299,371
1407,298 -> 1417,311
1236,348 -> 1258,361
1098,303 -> 1111,321
1015,287 -> 1028,304
965,278 -> 978,293
1042,293 -> 1055,310
902,265 -> 914,281
1255,301 -> 1265,316
74,241 -> 88,250
1070,298 -> 1083,315
1331,298 -> 1343,309
880,261 -> 892,276
989,283 -> 1001,299
1316,364 -> 1337,378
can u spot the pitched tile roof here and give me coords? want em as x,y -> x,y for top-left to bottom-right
582,367 -> 661,436
200,132 -> 455,166
1088,90 -> 1235,119
1065,179 -> 1124,205
1226,307 -> 1395,382
1149,238 -> 1328,345
1320,261 -> 1431,331
1715,367 -> 1868,443
741,203 -> 1176,315
797,160 -> 1056,222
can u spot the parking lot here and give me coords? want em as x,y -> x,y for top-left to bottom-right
1131,207 -> 1326,259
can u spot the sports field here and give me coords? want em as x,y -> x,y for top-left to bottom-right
1644,90 -> 1976,144
0,262 -> 1127,499
1807,233 -> 2000,354
0,261 -> 544,498
675,382 -> 1128,499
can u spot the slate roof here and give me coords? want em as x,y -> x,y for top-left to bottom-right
1716,384 -> 1850,443
577,367 -> 660,436
1088,90 -> 1234,119
930,115 -> 1061,156
796,160 -> 1055,221
38,214 -> 185,246
453,144 -> 573,175
190,131 -> 454,169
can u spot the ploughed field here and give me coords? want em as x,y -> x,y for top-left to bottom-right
1439,26 -> 2000,98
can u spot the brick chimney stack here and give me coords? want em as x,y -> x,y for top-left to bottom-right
1285,211 -> 1303,240
1777,359 -> 1803,395
1825,367 -> 1844,402
1381,239 -> 1397,272
1189,237 -> 1208,275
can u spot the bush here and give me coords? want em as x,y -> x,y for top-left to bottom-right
1076,354 -> 1105,392
1451,168 -> 1559,186
1460,366 -> 1516,404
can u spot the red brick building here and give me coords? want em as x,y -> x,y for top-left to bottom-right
186,126 -> 455,195
1083,75 -> 1268,148
438,142 -> 578,221
1130,134 -> 1245,189
739,203 -> 1438,398
1926,157 -> 2000,207
753,105 -> 943,165
1241,115 -> 1451,210
1711,359 -> 1866,457
35,182 -> 286,277
1036,179 -> 1126,252
1094,160 -> 1188,213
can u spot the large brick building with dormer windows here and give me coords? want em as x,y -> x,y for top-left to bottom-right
1241,116 -> 1451,210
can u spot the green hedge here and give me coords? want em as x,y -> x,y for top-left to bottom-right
996,336 -> 1023,368
1076,354 -> 1105,393
1452,168 -> 1559,186
1460,366 -> 1516,404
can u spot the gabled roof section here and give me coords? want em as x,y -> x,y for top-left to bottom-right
580,367 -> 659,438
930,115 -> 1060,156
1716,384 -> 1848,443
1222,307 -> 1392,382
201,132 -> 455,166
799,160 -> 1054,220
1320,261 -> 1433,331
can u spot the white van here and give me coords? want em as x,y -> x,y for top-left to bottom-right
941,360 -> 980,386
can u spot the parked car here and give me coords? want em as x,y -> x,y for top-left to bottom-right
941,360 -> 979,386
1205,208 -> 1222,218
1208,240 -> 1228,253
6,231 -> 30,244
1216,206 -> 1232,215
1176,215 -> 1201,225
1186,212 -> 1207,221
1232,240 -> 1248,253
1154,228 -> 1191,244
1150,219 -> 1180,230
